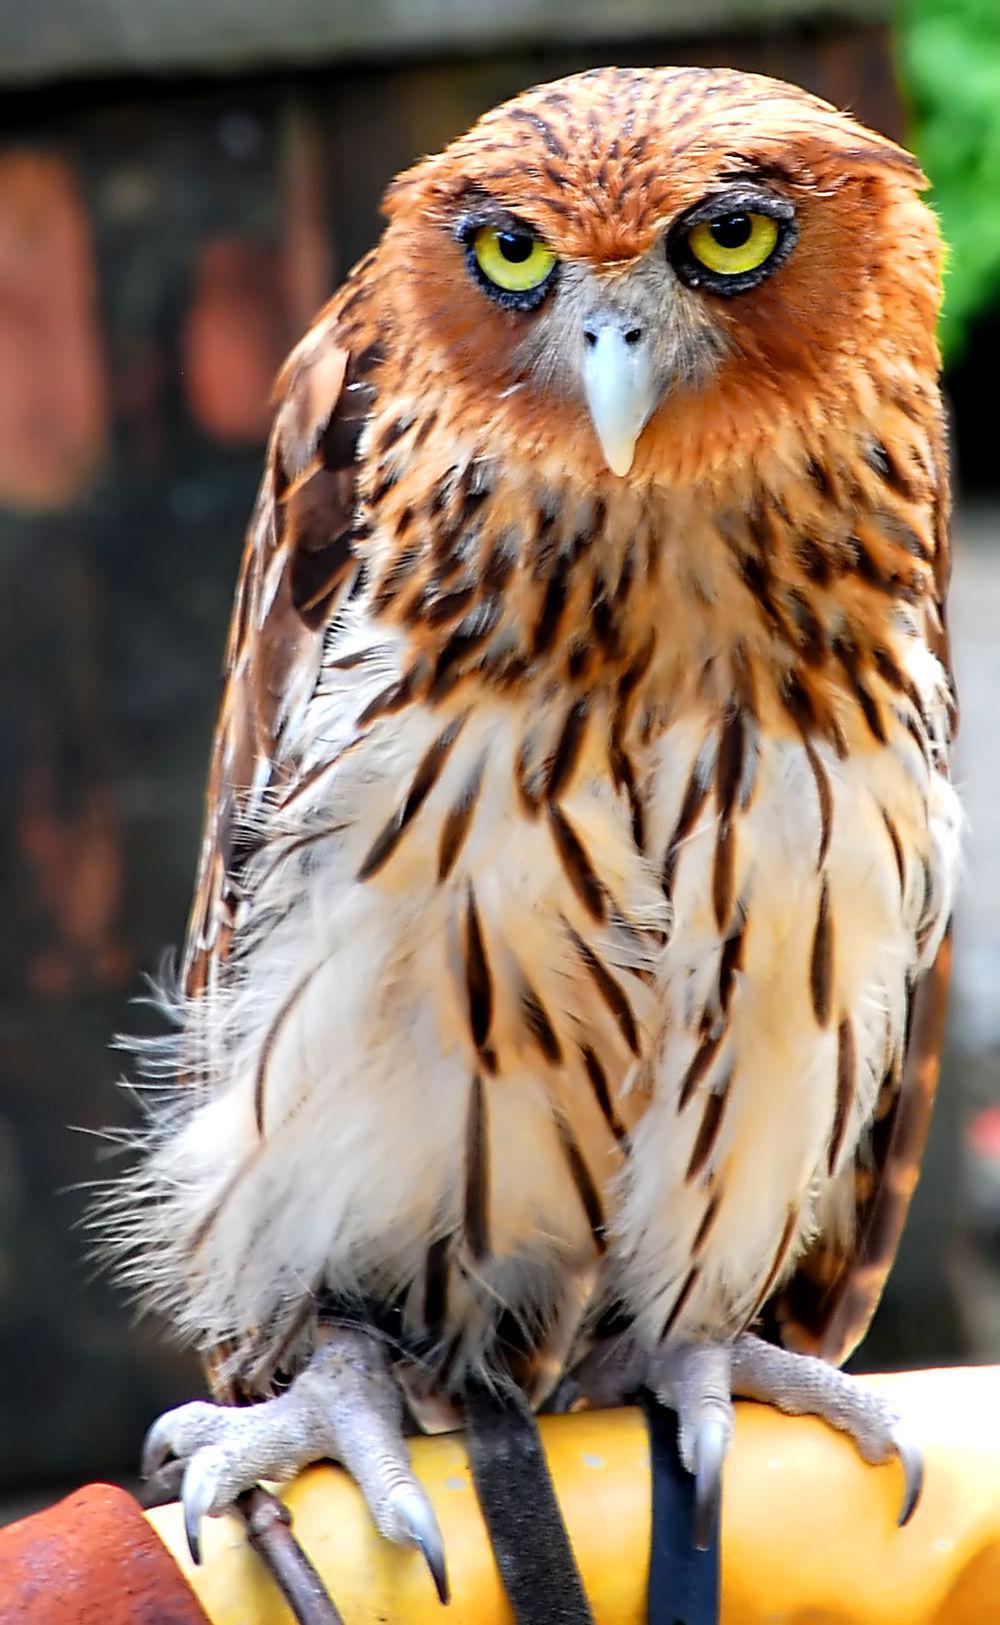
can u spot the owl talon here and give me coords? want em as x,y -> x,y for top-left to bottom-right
391,1487 -> 450,1604
891,1428 -> 923,1526
141,1424 -> 171,1484
182,1476 -> 208,1566
142,1401 -> 222,1483
730,1333 -> 924,1522
571,1330 -> 924,1537
140,1326 -> 448,1601
141,1456 -> 185,1508
181,1447 -> 228,1565
693,1415 -> 726,1549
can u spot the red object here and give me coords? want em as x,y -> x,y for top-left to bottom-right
968,1105 -> 1000,1161
0,152 -> 107,510
183,236 -> 285,443
0,1483 -> 210,1623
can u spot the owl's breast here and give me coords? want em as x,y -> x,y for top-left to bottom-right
617,691 -> 959,1346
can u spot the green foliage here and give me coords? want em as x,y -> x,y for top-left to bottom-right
899,0 -> 1000,360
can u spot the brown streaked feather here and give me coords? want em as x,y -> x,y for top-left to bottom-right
659,1265 -> 701,1342
809,877 -> 834,1026
565,920 -> 640,1056
828,1014 -> 855,1175
253,961 -> 324,1136
547,803 -> 607,921
423,1235 -> 450,1335
717,908 -> 746,1017
803,739 -> 833,869
546,697 -> 590,801
758,388 -> 955,1365
678,1028 -> 724,1112
356,712 -> 466,881
608,737 -> 646,852
553,1112 -> 607,1254
715,705 -> 746,821
521,982 -> 563,1065
711,819 -> 736,932
662,744 -> 712,898
174,289 -> 387,1407
463,1074 -> 491,1262
692,1192 -> 721,1254
880,807 -> 907,897
760,928 -> 952,1364
746,1207 -> 801,1326
685,1074 -> 731,1182
579,1043 -> 628,1143
464,884 -> 494,1060
437,753 -> 486,882
182,299 -> 383,1005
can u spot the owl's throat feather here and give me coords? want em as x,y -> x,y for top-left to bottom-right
355,376 -> 948,774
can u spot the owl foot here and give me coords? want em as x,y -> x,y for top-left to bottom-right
141,1325 -> 449,1604
567,1331 -> 921,1548
725,1334 -> 922,1526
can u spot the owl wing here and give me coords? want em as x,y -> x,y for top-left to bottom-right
761,413 -> 956,1367
183,293 -> 382,1004
760,932 -> 952,1364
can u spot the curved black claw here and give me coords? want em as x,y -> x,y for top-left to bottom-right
140,1458 -> 186,1509
393,1488 -> 450,1605
181,1455 -> 219,1568
184,1495 -> 204,1567
893,1430 -> 924,1527
140,1417 -> 174,1483
693,1416 -> 726,1551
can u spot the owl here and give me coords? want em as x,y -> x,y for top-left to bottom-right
105,65 -> 959,1594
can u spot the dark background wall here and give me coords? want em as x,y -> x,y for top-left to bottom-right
1,0 -> 997,1508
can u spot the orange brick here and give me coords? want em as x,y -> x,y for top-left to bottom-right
0,152 -> 107,510
0,1484 -> 210,1624
183,236 -> 286,443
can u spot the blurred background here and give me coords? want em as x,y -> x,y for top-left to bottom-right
1,0 -> 998,1518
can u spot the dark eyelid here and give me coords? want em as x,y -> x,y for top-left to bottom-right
453,205 -> 547,248
675,186 -> 796,233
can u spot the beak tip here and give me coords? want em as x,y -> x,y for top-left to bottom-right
596,433 -> 637,478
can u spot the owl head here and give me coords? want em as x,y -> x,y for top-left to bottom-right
381,67 -> 941,485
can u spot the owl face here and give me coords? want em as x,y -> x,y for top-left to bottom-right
453,177 -> 798,473
384,67 -> 939,485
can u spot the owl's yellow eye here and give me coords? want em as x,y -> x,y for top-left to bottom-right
686,212 -> 780,277
472,226 -> 556,294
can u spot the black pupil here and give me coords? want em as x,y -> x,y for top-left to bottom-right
709,213 -> 754,250
497,231 -> 533,264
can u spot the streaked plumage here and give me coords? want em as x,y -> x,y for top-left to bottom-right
104,66 -> 958,1464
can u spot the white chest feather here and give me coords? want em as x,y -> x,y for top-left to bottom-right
110,610 -> 959,1389
621,702 -> 958,1345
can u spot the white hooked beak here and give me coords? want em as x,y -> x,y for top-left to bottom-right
581,321 -> 658,477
